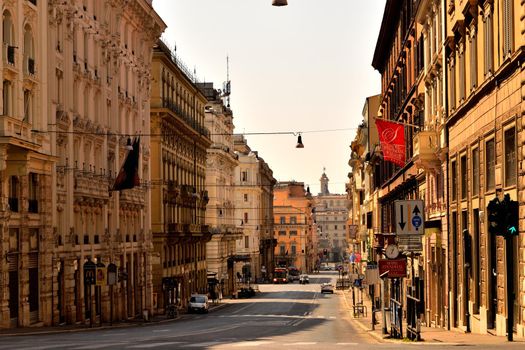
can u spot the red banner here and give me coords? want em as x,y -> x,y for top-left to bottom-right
375,119 -> 405,166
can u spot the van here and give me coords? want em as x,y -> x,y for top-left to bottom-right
188,294 -> 209,313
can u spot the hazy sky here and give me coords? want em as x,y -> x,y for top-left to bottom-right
152,0 -> 385,194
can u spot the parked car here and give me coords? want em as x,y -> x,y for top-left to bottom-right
188,294 -> 209,313
299,275 -> 309,284
321,283 -> 334,294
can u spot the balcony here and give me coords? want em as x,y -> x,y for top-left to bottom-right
73,170 -> 110,200
413,130 -> 440,171
0,115 -> 43,150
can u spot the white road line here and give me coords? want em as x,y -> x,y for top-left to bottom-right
73,343 -> 127,349
329,316 -> 336,319
182,341 -> 221,348
230,341 -> 275,347
288,342 -> 317,345
127,342 -> 183,348
14,344 -> 81,350
152,329 -> 170,332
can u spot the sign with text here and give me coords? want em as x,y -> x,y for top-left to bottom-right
398,235 -> 423,253
378,258 -> 407,278
395,200 -> 424,235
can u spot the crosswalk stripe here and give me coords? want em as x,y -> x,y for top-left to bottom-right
127,342 -> 183,348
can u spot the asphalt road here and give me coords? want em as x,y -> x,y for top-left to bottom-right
1,272 -> 523,349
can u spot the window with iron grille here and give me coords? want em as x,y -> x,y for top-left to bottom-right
485,139 -> 495,190
451,160 -> 457,200
460,154 -> 467,200
472,148 -> 479,196
504,127 -> 516,186
483,5 -> 494,74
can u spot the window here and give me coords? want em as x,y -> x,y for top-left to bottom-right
241,171 -> 248,182
289,231 -> 297,236
244,236 -> 249,249
290,216 -> 297,224
472,148 -> 479,196
460,154 -> 467,200
451,161 -> 457,200
502,0 -> 514,55
279,216 -> 285,224
334,225 -> 338,230
458,42 -> 465,101
243,212 -> 248,224
28,173 -> 38,213
8,176 -> 19,212
278,231 -> 286,236
24,90 -> 32,122
291,245 -> 297,255
243,193 -> 248,202
504,127 -> 516,186
449,56 -> 456,110
485,139 -> 495,190
3,80 -> 11,116
469,25 -> 477,89
483,4 -> 494,74
279,245 -> 285,255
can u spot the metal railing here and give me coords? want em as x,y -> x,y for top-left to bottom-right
390,298 -> 403,339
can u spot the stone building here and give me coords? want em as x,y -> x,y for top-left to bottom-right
347,95 -> 381,276
445,0 -> 524,337
0,0 -> 164,329
233,135 -> 276,283
414,0 -> 448,329
149,40 -> 211,314
273,181 -> 315,273
202,83 -> 242,298
314,170 -> 349,263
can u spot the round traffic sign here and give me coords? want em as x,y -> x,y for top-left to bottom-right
412,215 -> 422,228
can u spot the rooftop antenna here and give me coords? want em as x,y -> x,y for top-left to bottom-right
223,55 -> 231,108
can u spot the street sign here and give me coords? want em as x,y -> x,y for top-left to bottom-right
348,225 -> 358,239
395,200 -> 424,235
378,258 -> 407,278
83,260 -> 96,285
398,235 -> 423,253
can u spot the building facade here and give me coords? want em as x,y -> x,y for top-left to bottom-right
202,84 -> 242,298
273,182 -> 314,273
0,0 -> 164,329
314,171 -> 349,263
149,40 -> 211,315
445,0 -> 525,337
233,135 -> 276,283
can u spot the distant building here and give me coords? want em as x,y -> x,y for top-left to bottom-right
273,182 -> 315,273
202,83 -> 242,298
313,170 -> 349,262
150,39 -> 211,314
234,135 -> 276,283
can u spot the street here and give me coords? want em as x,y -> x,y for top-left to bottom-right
0,272 -> 523,349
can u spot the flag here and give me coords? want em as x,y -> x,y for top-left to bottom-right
375,119 -> 405,166
113,137 -> 140,191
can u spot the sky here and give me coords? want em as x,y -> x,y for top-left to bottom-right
152,0 -> 385,195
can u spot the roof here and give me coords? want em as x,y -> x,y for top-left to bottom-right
372,0 -> 402,71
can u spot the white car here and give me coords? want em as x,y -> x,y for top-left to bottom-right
321,283 -> 334,294
188,294 -> 209,313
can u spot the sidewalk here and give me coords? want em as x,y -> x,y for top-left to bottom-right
0,302 -> 229,337
341,288 -> 524,345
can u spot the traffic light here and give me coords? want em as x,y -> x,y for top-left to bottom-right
505,199 -> 519,236
487,194 -> 519,237
487,196 -> 504,236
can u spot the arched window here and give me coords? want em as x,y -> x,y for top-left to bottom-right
3,11 -> 15,65
24,24 -> 35,74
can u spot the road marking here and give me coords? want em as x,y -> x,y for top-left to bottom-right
14,344 -> 81,350
182,341 -> 220,348
329,316 -> 336,319
336,343 -> 358,345
73,343 -> 127,349
127,342 -> 183,348
152,329 -> 170,332
230,341 -> 275,347
288,342 -> 317,345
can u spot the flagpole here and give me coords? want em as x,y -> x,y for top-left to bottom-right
374,117 -> 422,130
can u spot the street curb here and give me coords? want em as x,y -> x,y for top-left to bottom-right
0,302 -> 231,337
340,290 -> 390,343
